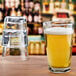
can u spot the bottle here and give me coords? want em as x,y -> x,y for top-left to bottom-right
54,0 -> 61,10
38,26 -> 43,35
28,12 -> 33,23
0,45 -> 3,55
34,1 -> 41,12
40,41 -> 46,55
38,13 -> 42,23
15,0 -> 20,9
33,26 -> 38,35
23,12 -> 28,22
10,0 -> 15,8
27,27 -> 31,35
17,9 -> 22,16
0,23 -> 3,33
5,0 -> 10,8
61,0 -> 66,9
35,41 -> 40,55
34,13 -> 38,23
21,0 -> 24,7
29,41 -> 35,55
0,11 -> 3,22
21,6 -> 25,12
49,0 -> 54,13
0,0 -> 4,11
28,7 -> 33,13
69,0 -> 74,12
43,0 -> 49,13
25,0 -> 29,9
29,0 -> 34,9
10,7 -> 17,16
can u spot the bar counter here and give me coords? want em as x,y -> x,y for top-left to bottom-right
0,56 -> 76,76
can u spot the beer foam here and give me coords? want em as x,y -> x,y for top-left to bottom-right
44,27 -> 73,35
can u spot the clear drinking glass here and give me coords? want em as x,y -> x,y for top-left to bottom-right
43,20 -> 73,73
2,16 -> 28,62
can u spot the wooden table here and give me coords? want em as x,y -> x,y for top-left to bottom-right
0,56 -> 76,76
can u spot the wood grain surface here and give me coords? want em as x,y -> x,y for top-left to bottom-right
0,56 -> 76,76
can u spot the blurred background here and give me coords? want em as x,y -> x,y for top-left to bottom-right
0,0 -> 76,55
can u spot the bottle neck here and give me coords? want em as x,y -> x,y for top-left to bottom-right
50,0 -> 53,2
69,0 -> 72,3
62,0 -> 65,2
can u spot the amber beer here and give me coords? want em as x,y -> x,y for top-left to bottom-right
44,25 -> 73,73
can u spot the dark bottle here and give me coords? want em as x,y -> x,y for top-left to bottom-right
33,26 -> 38,35
0,10 -> 3,22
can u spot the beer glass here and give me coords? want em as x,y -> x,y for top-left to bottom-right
43,20 -> 73,73
1,16 -> 28,62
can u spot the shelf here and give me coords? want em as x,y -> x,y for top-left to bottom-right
42,13 -> 76,16
27,22 -> 42,25
42,13 -> 53,17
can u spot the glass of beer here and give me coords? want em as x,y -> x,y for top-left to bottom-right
43,20 -> 73,73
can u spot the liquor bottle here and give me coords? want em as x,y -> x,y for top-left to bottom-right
5,0 -> 10,8
0,23 -> 3,33
21,6 -> 25,12
61,0 -> 66,9
21,0 -> 24,3
15,0 -> 20,9
21,0 -> 24,10
10,7 -> 17,16
35,41 -> 40,55
29,41 -> 35,55
33,26 -> 38,35
23,12 -> 28,22
0,46 -> 3,55
25,0 -> 29,8
40,41 -> 46,55
43,0 -> 49,13
38,26 -> 43,35
21,4 -> 24,10
10,0 -> 15,8
28,7 -> 33,13
28,12 -> 33,23
49,0 -> 54,13
21,0 -> 24,6
34,1 -> 41,12
0,11 -> 3,22
34,13 -> 38,23
0,0 -> 4,11
54,0 -> 61,10
17,9 -> 22,16
29,0 -> 34,9
69,0 -> 74,12
38,13 -> 42,23
27,27 -> 31,35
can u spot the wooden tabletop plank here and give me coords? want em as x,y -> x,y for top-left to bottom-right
0,56 -> 76,76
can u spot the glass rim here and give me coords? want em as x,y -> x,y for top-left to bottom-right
4,16 -> 26,23
4,16 -> 26,19
43,21 -> 73,26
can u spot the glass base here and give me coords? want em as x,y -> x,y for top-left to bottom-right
49,66 -> 71,73
0,56 -> 28,64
